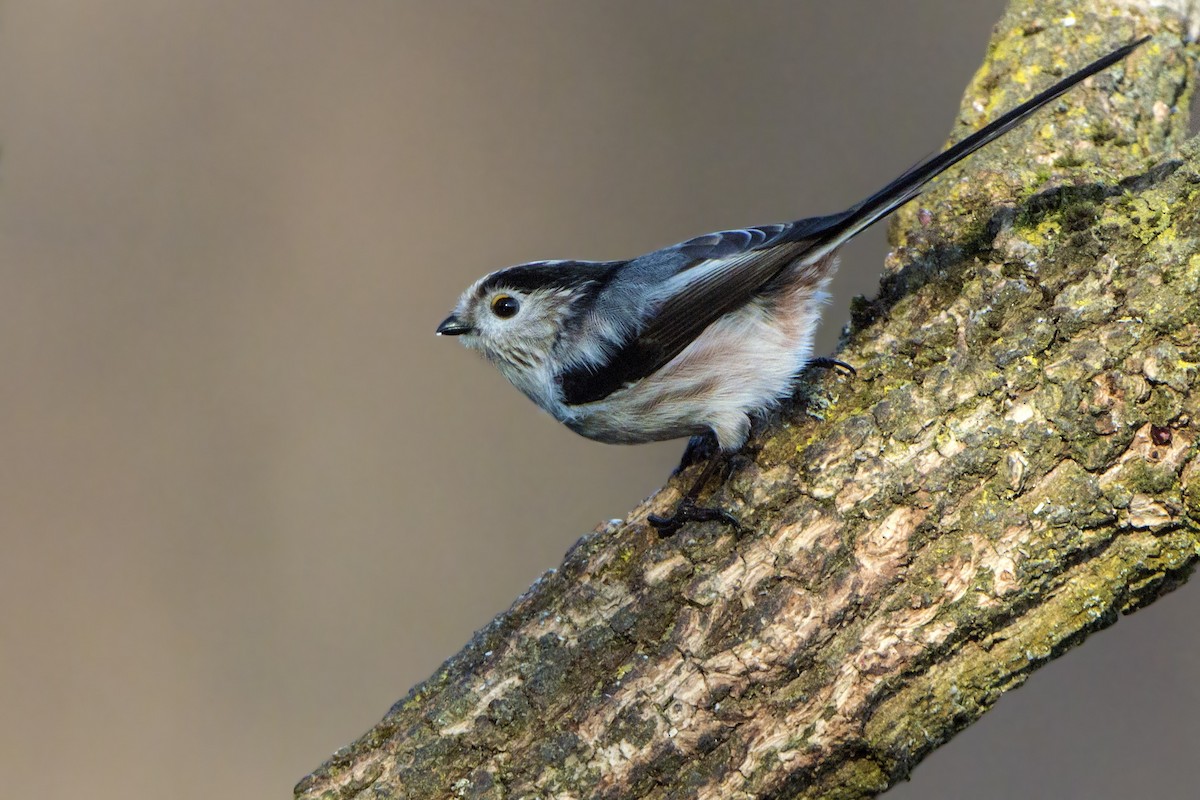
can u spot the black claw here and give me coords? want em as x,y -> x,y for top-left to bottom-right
653,435 -> 745,537
647,511 -> 683,537
649,498 -> 740,537
808,357 -> 857,378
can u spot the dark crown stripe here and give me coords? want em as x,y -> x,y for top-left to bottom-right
477,260 -> 624,295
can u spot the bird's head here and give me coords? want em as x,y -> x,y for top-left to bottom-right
437,261 -> 618,397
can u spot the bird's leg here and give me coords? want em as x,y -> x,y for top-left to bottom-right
649,359 -> 851,538
807,357 -> 857,378
648,442 -> 741,537
674,433 -> 718,474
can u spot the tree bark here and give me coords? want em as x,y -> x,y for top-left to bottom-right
297,2 -> 1200,798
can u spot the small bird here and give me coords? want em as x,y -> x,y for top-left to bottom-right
437,38 -> 1147,533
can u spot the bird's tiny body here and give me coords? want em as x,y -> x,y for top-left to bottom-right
559,253 -> 837,451
442,226 -> 843,452
437,38 -> 1148,528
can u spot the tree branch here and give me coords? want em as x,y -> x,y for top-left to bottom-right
297,2 -> 1200,797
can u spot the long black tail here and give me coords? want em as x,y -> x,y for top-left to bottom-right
804,36 -> 1149,254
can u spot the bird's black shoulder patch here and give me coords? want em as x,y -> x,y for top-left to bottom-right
558,341 -> 665,406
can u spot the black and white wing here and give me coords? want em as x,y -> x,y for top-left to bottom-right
558,221 -> 842,406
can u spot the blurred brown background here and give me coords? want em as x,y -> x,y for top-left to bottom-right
2,2 -> 1196,798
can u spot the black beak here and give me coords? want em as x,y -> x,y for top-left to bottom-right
436,314 -> 472,336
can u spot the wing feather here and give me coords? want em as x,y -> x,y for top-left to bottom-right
558,238 -> 820,405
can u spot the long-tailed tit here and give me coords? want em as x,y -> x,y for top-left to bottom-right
437,38 -> 1147,532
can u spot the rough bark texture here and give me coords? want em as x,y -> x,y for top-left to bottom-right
297,2 -> 1200,798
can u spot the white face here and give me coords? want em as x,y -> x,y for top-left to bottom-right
459,287 -> 534,364
438,281 -> 577,408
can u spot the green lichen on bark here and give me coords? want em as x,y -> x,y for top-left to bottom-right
297,3 -> 1200,799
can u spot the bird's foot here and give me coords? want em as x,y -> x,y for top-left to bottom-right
808,357 -> 857,378
648,498 -> 740,537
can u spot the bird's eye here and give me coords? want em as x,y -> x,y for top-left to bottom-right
491,294 -> 520,319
